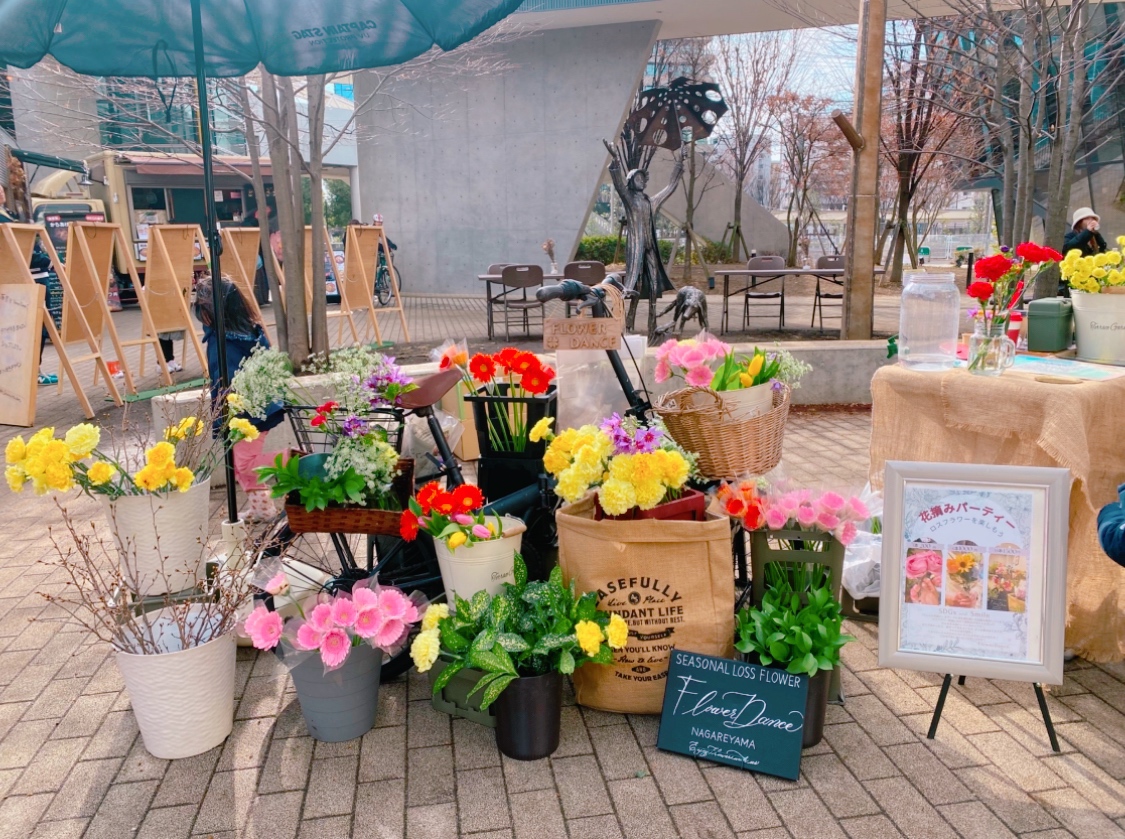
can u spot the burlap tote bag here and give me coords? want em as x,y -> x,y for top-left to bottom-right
557,495 -> 734,713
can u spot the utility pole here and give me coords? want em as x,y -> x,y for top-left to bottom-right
841,0 -> 888,339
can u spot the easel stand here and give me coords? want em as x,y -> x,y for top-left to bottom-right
343,224 -> 410,345
142,225 -> 209,377
927,674 -> 1060,752
220,227 -> 269,327
0,224 -> 111,418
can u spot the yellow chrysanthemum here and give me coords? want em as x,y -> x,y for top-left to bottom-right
171,467 -> 195,493
598,478 -> 636,515
229,417 -> 259,442
87,461 -> 117,486
410,628 -> 441,673
421,603 -> 449,632
6,465 -> 26,493
574,620 -> 605,657
528,417 -> 554,443
606,613 -> 628,649
5,436 -> 27,465
145,442 -> 176,468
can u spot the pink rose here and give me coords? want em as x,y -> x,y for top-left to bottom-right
925,552 -> 943,576
764,508 -> 788,530
685,365 -> 714,387
818,492 -> 845,514
775,493 -> 799,518
296,622 -> 324,651
244,605 -> 283,651
796,505 -> 817,527
319,628 -> 352,668
330,597 -> 357,628
307,603 -> 334,634
905,554 -> 930,579
795,489 -> 813,505
353,607 -> 386,640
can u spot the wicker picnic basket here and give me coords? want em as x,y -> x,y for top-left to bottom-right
284,458 -> 414,535
655,384 -> 790,479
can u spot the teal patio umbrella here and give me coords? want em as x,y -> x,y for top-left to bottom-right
0,0 -> 523,520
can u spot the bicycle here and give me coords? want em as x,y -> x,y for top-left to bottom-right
374,243 -> 399,306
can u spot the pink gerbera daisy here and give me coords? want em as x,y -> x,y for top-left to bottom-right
331,597 -> 358,628
351,586 -> 379,610
353,607 -> 386,640
374,618 -> 406,649
296,622 -> 325,651
307,603 -> 334,633
319,628 -> 352,668
244,606 -> 283,651
378,589 -> 411,621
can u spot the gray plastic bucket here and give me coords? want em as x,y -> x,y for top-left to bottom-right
285,643 -> 382,742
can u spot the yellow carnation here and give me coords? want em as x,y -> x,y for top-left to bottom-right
447,531 -> 467,551
598,478 -> 636,515
555,467 -> 589,503
44,461 -> 74,492
410,628 -> 441,673
133,465 -> 167,492
528,417 -> 554,443
229,417 -> 259,442
6,465 -> 26,492
171,467 -> 195,492
87,462 -> 117,486
608,454 -> 634,482
145,442 -> 176,468
543,447 -> 569,476
574,620 -> 605,657
227,393 -> 250,413
633,479 -> 667,510
421,603 -> 449,632
5,436 -> 27,465
63,424 -> 100,460
606,613 -> 628,649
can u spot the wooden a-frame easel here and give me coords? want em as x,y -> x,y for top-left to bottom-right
344,223 -> 410,344
220,227 -> 269,332
0,223 -> 116,417
140,224 -> 209,377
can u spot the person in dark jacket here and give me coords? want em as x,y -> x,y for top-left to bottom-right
193,275 -> 285,520
0,185 -> 58,384
1063,207 -> 1107,257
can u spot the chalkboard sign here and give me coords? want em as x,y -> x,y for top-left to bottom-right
657,648 -> 809,781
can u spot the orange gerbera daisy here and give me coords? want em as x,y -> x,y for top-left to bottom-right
452,483 -> 485,512
468,353 -> 497,383
415,481 -> 443,515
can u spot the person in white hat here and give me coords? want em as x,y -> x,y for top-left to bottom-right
1063,207 -> 1107,258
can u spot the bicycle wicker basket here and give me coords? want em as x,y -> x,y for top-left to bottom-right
655,383 -> 790,480
284,457 -> 414,535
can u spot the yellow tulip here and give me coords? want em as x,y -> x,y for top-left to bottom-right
447,532 -> 467,550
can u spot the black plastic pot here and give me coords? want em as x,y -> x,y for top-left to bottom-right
493,671 -> 562,760
478,456 -> 542,502
464,385 -> 557,459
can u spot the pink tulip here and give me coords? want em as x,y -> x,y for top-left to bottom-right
296,622 -> 324,651
353,607 -> 386,639
244,605 -> 283,651
905,554 -> 930,579
331,597 -> 357,628
685,365 -> 714,387
816,511 -> 840,531
374,617 -> 406,649
472,524 -> 492,539
796,505 -> 817,527
319,628 -> 352,668
378,589 -> 411,621
307,603 -> 334,633
453,513 -> 473,526
818,491 -> 845,514
352,586 -> 379,610
764,508 -> 788,530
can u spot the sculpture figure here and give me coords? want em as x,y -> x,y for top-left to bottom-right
653,285 -> 709,343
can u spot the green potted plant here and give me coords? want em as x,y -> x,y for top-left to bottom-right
411,557 -> 626,760
735,569 -> 853,748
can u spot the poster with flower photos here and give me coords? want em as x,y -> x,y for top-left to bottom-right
880,462 -> 1069,685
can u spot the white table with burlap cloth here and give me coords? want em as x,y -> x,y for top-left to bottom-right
870,365 -> 1125,662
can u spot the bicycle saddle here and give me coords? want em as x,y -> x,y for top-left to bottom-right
399,367 -> 463,411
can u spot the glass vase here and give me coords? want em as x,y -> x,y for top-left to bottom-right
967,321 -> 1015,376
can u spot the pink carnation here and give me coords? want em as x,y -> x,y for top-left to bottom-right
685,365 -> 714,387
307,603 -> 334,633
818,492 -> 845,514
330,597 -> 357,628
378,588 -> 411,621
353,607 -> 386,640
319,627 -> 352,668
816,511 -> 840,531
796,505 -> 817,527
764,508 -> 789,530
836,521 -> 858,546
374,618 -> 406,649
845,496 -> 869,520
296,622 -> 324,651
244,605 -> 283,651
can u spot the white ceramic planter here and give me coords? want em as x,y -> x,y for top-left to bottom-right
115,608 -> 236,759
1071,290 -> 1125,366
434,515 -> 525,606
719,382 -> 774,421
102,477 -> 210,597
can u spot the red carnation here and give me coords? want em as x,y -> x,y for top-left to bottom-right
967,281 -> 995,303
973,254 -> 1015,282
1038,245 -> 1063,262
316,400 -> 338,414
310,414 -> 327,428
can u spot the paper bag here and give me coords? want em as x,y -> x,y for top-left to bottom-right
557,495 -> 734,713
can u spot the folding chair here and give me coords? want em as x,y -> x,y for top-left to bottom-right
743,255 -> 786,330
812,254 -> 845,329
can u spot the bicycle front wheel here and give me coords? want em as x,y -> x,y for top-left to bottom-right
375,266 -> 393,306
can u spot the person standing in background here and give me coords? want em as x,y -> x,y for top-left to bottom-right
1063,208 -> 1107,257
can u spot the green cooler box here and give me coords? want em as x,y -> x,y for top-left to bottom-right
1027,297 -> 1073,353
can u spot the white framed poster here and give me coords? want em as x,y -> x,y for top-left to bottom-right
879,462 -> 1069,685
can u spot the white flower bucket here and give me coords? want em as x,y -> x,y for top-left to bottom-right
434,515 -> 526,606
115,607 -> 236,759
102,477 -> 210,597
719,382 -> 774,421
1071,290 -> 1125,366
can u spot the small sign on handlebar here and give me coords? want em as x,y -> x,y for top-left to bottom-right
543,316 -> 624,351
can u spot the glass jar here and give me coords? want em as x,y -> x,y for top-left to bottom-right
967,320 -> 1015,376
898,273 -> 960,370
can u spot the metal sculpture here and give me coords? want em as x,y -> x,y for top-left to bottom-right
653,286 -> 709,342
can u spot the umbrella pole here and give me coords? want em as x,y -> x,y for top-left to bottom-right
191,0 -> 239,525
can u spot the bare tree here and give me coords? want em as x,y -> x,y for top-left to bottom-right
711,32 -> 800,261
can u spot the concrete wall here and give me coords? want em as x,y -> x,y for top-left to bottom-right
352,21 -> 660,294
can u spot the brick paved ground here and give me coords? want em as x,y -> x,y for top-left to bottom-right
3,293 -> 1123,839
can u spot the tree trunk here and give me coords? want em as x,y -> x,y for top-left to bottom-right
307,75 -> 329,357
732,176 -> 743,263
682,141 -> 697,281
